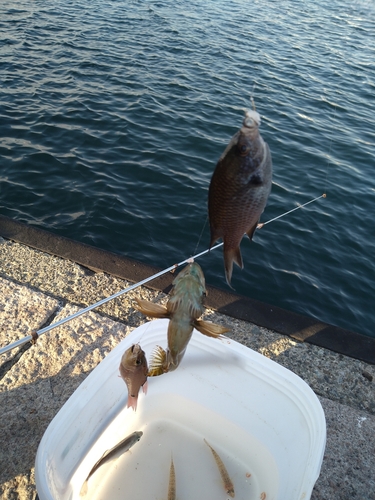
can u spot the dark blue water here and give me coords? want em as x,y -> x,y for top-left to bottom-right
1,0 -> 374,337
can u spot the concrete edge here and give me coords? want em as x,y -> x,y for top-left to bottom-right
1,214 -> 374,365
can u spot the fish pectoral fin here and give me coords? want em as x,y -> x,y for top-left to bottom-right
194,319 -> 230,338
142,380 -> 148,395
134,298 -> 169,318
148,345 -> 168,377
246,222 -> 258,241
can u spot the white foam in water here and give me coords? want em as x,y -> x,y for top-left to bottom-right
35,319 -> 325,500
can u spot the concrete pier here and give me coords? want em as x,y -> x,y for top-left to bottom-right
1,217 -> 374,499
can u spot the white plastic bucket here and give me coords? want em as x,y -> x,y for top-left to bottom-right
35,319 -> 326,500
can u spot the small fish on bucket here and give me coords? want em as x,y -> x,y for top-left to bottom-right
119,344 -> 148,410
80,430 -> 143,496
208,107 -> 272,286
204,438 -> 235,497
134,262 -> 230,376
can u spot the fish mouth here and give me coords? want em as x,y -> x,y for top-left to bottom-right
243,109 -> 261,127
131,343 -> 141,353
131,343 -> 144,363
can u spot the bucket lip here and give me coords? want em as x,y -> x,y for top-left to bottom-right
35,319 -> 326,500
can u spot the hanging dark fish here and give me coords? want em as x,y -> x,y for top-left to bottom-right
208,109 -> 272,285
134,262 -> 230,376
119,344 -> 148,411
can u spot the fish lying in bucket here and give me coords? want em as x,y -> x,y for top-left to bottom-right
80,430 -> 143,496
208,108 -> 272,286
167,457 -> 176,500
134,262 -> 230,376
204,438 -> 235,497
119,344 -> 148,410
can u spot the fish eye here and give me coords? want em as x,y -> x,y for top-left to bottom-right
238,144 -> 249,156
136,359 -> 141,365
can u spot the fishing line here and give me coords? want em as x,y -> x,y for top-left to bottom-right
0,192 -> 325,356
322,103 -> 337,197
250,83 -> 257,111
193,215 -> 208,257
257,193 -> 326,229
137,320 -> 153,345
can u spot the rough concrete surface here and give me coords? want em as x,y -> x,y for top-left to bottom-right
0,277 -> 59,365
1,239 -> 375,500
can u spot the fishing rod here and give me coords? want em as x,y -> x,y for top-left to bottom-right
0,194 -> 325,356
0,243 -> 222,356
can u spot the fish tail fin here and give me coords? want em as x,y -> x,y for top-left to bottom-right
134,298 -> 169,318
148,345 -> 168,377
194,319 -> 230,338
224,246 -> 243,286
127,395 -> 138,411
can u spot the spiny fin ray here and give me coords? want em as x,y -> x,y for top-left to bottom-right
148,345 -> 168,377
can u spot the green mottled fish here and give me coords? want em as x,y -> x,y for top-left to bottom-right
80,430 -> 143,496
208,108 -> 272,286
134,262 -> 230,376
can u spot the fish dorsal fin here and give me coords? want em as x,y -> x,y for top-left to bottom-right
148,345 -> 167,377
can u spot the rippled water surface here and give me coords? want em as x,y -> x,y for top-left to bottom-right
1,0 -> 374,337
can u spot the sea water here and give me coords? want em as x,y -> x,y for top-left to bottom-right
1,0 -> 374,337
